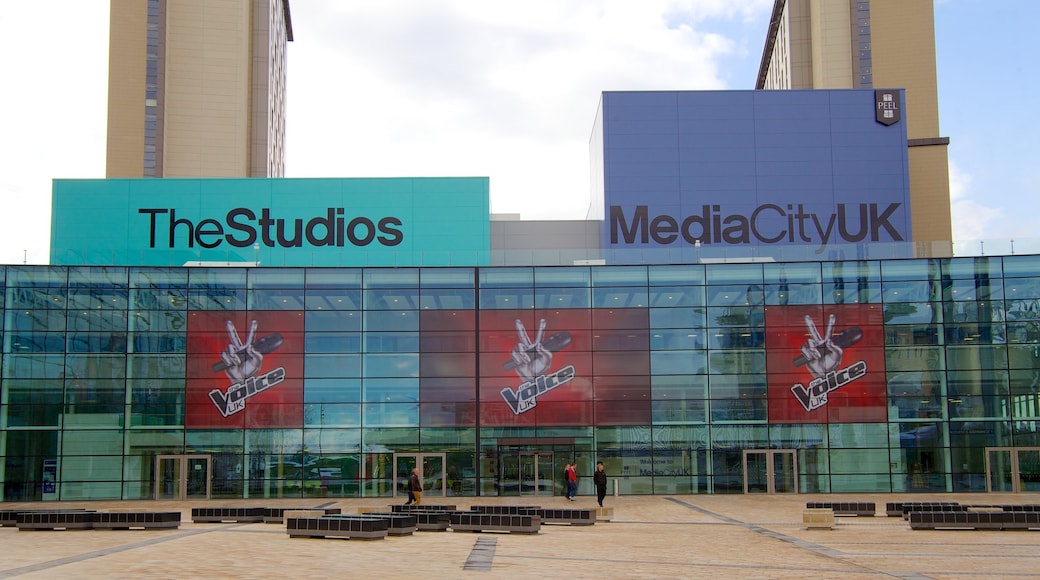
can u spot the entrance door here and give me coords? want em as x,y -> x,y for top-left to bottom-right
742,450 -> 797,494
155,455 -> 211,500
518,452 -> 554,496
986,447 -> 1040,492
392,453 -> 446,499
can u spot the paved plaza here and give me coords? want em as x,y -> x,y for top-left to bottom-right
0,493 -> 1038,579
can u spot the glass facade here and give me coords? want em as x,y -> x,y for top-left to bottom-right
3,256 -> 1040,501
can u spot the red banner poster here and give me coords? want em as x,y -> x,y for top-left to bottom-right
476,308 -> 650,427
765,304 -> 887,423
186,310 -> 304,429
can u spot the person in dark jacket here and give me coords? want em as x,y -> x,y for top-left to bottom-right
407,467 -> 423,505
593,462 -> 608,507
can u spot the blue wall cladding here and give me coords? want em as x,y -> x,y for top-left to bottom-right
594,90 -> 911,253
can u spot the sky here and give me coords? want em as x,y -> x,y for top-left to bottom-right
0,0 -> 1036,265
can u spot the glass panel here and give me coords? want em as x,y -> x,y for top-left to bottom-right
745,451 -> 768,493
186,457 -> 209,499
773,451 -> 796,493
422,454 -> 444,498
395,454 -> 417,499
498,452 -> 519,496
157,457 -> 180,500
1019,449 -> 1040,492
988,449 -> 1013,492
537,453 -> 555,496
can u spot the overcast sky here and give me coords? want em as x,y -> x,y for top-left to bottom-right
0,1 -> 1036,265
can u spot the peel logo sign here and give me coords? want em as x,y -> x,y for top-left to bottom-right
789,314 -> 866,412
876,89 -> 901,126
499,319 -> 575,415
209,320 -> 286,417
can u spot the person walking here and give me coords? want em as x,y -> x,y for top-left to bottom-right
565,462 -> 578,501
593,462 -> 608,507
408,467 -> 423,505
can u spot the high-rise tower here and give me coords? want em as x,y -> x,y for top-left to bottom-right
106,0 -> 292,178
757,0 -> 951,246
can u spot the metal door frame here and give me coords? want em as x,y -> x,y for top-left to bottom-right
518,451 -> 555,496
392,453 -> 447,499
155,454 -> 212,500
985,446 -> 1040,493
742,449 -> 798,494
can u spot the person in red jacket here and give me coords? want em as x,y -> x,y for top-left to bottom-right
565,463 -> 577,501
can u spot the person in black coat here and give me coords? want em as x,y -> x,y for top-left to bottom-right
593,462 -> 608,507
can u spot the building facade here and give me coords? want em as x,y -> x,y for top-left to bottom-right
106,0 -> 292,178
756,0 -> 952,247
1,256 -> 1038,502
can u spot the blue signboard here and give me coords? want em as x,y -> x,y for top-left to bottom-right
592,90 -> 912,254
51,178 -> 490,267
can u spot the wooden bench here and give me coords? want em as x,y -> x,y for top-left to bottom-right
287,516 -> 388,540
191,507 -> 265,523
909,510 -> 1040,531
93,512 -> 182,530
594,506 -> 614,522
449,513 -> 540,534
15,511 -> 97,531
805,501 -> 875,516
885,501 -> 959,517
263,507 -> 341,524
802,508 -> 835,530
519,508 -> 595,526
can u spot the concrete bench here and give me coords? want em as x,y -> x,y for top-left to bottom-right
966,504 -> 1040,513
470,505 -> 540,515
450,512 -> 540,534
191,507 -> 265,523
287,516 -> 388,540
1,509 -> 94,527
594,506 -> 614,522
263,507 -> 341,524
93,512 -> 182,530
15,511 -> 97,531
392,504 -> 457,513
900,504 -> 969,519
909,510 -> 1040,531
805,501 -> 875,516
802,508 -> 835,530
886,502 -> 959,517
519,508 -> 595,526
340,514 -> 418,536
362,509 -> 451,531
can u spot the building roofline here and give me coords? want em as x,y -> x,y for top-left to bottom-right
284,0 -> 293,41
755,0 -> 786,89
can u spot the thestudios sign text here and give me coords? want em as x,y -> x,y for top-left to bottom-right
610,203 -> 906,247
138,207 -> 404,249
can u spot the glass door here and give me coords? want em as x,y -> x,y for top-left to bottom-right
155,455 -> 211,500
986,447 -> 1040,492
392,453 -> 447,499
518,452 -> 554,496
744,451 -> 769,494
742,450 -> 798,494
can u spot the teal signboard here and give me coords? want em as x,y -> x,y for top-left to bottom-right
51,178 -> 490,267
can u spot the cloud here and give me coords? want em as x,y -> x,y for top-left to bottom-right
286,0 -> 772,219
949,161 -> 1000,241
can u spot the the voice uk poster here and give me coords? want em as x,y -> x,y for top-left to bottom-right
476,309 -> 651,427
765,304 -> 887,423
186,311 -> 305,429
